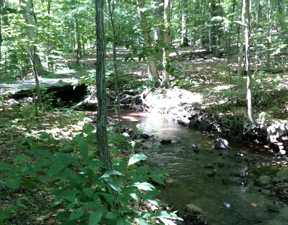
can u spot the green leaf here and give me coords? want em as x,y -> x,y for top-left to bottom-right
83,188 -> 94,198
83,124 -> 93,134
59,144 -> 74,152
56,152 -> 70,166
106,210 -> 119,219
55,211 -> 71,220
39,132 -> 50,140
117,218 -> 124,225
5,176 -> 21,189
23,178 -> 40,188
80,144 -> 89,159
70,208 -> 85,220
104,177 -> 122,192
109,147 -> 121,155
80,202 -> 107,211
0,162 -> 11,170
88,211 -> 103,225
138,218 -> 149,225
50,162 -> 65,175
12,155 -> 30,164
151,176 -> 166,186
119,160 -> 128,172
128,182 -> 154,191
137,166 -> 149,175
99,170 -> 123,179
128,153 -> 147,166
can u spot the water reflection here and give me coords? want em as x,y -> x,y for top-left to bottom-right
109,110 -> 288,225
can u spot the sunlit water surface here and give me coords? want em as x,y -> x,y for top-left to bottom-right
108,110 -> 288,225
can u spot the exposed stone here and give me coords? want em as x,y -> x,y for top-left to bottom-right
267,205 -> 279,213
258,175 -> 271,185
185,203 -> 204,215
160,139 -> 172,144
201,120 -> 212,131
188,119 -> 199,128
214,138 -> 229,149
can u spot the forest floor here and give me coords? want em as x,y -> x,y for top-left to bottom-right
1,47 -> 288,224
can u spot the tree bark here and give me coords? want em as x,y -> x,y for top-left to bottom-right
244,0 -> 257,126
180,0 -> 189,47
237,0 -> 244,87
136,0 -> 159,81
74,17 -> 82,65
21,0 -> 45,76
162,0 -> 171,88
95,0 -> 113,171
211,0 -> 221,57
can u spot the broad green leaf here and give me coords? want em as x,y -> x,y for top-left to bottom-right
80,144 -> 89,159
38,132 -> 50,140
56,152 -> 70,166
128,153 -> 147,166
137,166 -> 149,175
88,211 -> 103,225
116,218 -> 124,225
80,202 -> 107,211
59,144 -> 74,152
70,208 -> 85,220
128,182 -> 154,191
151,176 -> 166,186
5,176 -> 21,189
12,155 -> 30,164
119,160 -> 128,172
112,157 -> 122,167
0,162 -> 11,170
83,188 -> 93,198
83,124 -> 93,134
23,178 -> 40,188
99,170 -> 123,179
138,218 -> 149,225
55,211 -> 70,220
104,177 -> 122,192
72,133 -> 85,144
50,162 -> 65,175
106,210 -> 119,219
109,147 -> 121,155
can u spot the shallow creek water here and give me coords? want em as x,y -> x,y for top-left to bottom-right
108,110 -> 288,225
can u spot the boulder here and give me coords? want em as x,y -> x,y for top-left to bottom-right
214,138 -> 229,149
201,120 -> 212,131
188,119 -> 199,128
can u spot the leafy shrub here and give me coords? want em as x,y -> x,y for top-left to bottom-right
0,124 -> 182,224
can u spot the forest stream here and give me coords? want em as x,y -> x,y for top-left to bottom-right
108,110 -> 288,225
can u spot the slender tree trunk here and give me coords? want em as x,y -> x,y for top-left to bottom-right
211,0 -> 221,57
180,0 -> 189,47
244,0 -> 257,126
154,0 -> 163,41
74,18 -> 82,65
237,0 -> 245,87
46,0 -> 51,68
95,0 -> 113,171
108,0 -> 121,133
0,4 -> 2,79
136,0 -> 159,81
266,0 -> 271,70
21,0 -> 45,76
162,0 -> 171,88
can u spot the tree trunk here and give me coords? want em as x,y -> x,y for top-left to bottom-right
244,0 -> 257,126
266,0 -> 271,70
0,2 -> 2,79
154,0 -> 163,41
211,0 -> 221,57
21,0 -> 45,76
136,0 -> 159,81
108,0 -> 121,133
95,0 -> 113,171
162,0 -> 171,88
74,18 -> 82,65
237,0 -> 244,87
180,0 -> 189,47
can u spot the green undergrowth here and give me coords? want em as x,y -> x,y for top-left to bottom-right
0,108 -> 182,224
